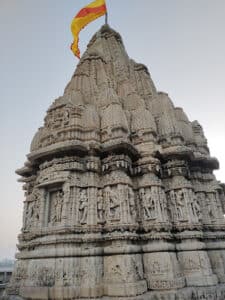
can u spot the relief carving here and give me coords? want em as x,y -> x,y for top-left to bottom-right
51,190 -> 64,224
139,187 -> 168,222
106,186 -> 121,221
206,193 -> 217,222
37,267 -> 55,287
189,194 -> 202,222
168,189 -> 188,222
7,262 -> 28,295
79,190 -> 88,224
97,189 -> 105,223
215,191 -> 225,220
24,189 -> 41,230
150,261 -> 170,275
159,189 -> 168,222
175,190 -> 187,221
25,201 -> 35,229
127,186 -> 136,221
63,108 -> 70,126
140,188 -> 156,220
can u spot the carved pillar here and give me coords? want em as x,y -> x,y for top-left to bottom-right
207,250 -> 225,283
103,244 -> 147,297
78,188 -> 89,226
136,163 -> 171,232
87,186 -> 97,226
219,184 -> 225,214
39,188 -> 46,228
61,182 -> 71,226
163,160 -> 218,288
6,260 -> 29,296
44,190 -> 51,227
70,184 -> 80,227
22,201 -> 28,231
177,239 -> 218,286
143,243 -> 185,291
76,256 -> 104,298
100,155 -> 146,296
191,168 -> 225,285
102,161 -> 138,231
135,159 -> 184,291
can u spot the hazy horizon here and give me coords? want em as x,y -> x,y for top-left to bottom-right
0,0 -> 225,259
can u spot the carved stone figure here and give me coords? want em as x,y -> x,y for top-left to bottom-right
55,191 -> 64,222
190,195 -> 202,222
51,190 -> 64,223
108,187 -> 120,220
140,189 -> 149,219
79,190 -> 88,224
97,189 -> 105,223
25,201 -> 35,229
206,194 -> 217,221
159,189 -> 168,221
168,190 -> 177,221
63,108 -> 70,125
140,188 -> 157,220
127,187 -> 136,220
175,190 -> 187,221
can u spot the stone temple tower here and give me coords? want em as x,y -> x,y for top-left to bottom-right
5,25 -> 225,300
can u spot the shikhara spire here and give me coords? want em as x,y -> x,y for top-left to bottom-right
5,26 -> 225,300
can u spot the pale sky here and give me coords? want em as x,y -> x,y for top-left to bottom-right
0,0 -> 225,259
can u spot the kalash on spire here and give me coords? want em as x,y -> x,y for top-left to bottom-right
4,1 -> 225,300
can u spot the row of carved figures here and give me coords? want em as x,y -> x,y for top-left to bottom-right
23,184 -> 225,230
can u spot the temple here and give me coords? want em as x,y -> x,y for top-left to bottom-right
4,25 -> 225,300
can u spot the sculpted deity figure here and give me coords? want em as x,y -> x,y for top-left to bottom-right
51,191 -> 64,223
168,190 -> 177,221
190,195 -> 202,222
25,201 -> 35,229
108,187 -> 120,220
140,189 -> 149,219
152,186 -> 161,218
140,189 -> 156,220
159,189 -> 168,221
206,193 -> 217,221
53,109 -> 63,129
149,197 -> 156,219
175,190 -> 187,221
33,200 -> 40,222
55,191 -> 64,222
79,190 -> 88,224
97,189 -> 105,223
63,108 -> 70,126
215,192 -> 225,220
24,189 -> 41,229
128,187 -> 136,220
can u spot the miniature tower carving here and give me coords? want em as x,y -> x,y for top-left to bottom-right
5,26 -> 225,300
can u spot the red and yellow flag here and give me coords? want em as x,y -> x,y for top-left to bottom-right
71,0 -> 107,59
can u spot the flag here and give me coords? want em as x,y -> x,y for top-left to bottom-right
71,0 -> 107,59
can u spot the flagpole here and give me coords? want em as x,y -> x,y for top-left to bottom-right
105,0 -> 108,25
105,12 -> 108,25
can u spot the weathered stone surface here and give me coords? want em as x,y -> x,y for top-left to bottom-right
3,25 -> 225,300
